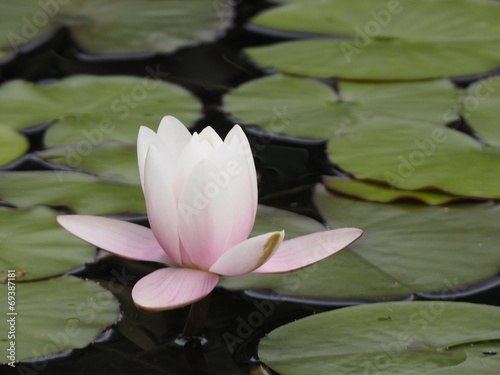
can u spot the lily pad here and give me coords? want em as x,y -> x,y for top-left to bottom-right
463,76 -> 500,146
323,176 -> 462,205
221,185 -> 500,299
0,276 -> 120,363
0,75 -> 201,147
0,171 -> 145,215
328,120 -> 500,199
224,74 -> 461,139
0,0 -> 231,57
252,205 -> 326,239
0,206 -> 96,281
259,301 -> 500,375
38,141 -> 139,184
0,126 -> 28,167
247,0 -> 500,80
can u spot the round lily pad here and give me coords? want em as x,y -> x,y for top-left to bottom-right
323,176 -> 462,205
259,301 -> 500,375
37,141 -> 139,184
247,0 -> 500,80
0,276 -> 120,363
463,76 -> 500,146
222,185 -> 500,300
0,171 -> 145,215
224,74 -> 461,139
0,206 -> 96,281
0,0 -> 232,57
0,75 -> 201,147
328,120 -> 500,199
0,126 -> 28,167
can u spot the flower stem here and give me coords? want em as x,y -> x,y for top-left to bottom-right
181,294 -> 212,339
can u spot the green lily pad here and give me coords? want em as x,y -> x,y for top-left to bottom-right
0,206 -> 96,281
38,141 -> 139,184
222,185 -> 500,299
247,0 -> 500,80
252,205 -> 326,238
328,120 -> 500,199
0,276 -> 120,363
0,126 -> 28,166
463,76 -> 500,146
0,171 -> 145,215
0,0 -> 231,57
323,176 -> 462,205
224,74 -> 460,139
0,75 -> 201,147
259,301 -> 500,375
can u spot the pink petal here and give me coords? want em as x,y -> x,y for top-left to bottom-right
156,116 -> 192,163
131,268 -> 219,311
209,231 -> 284,276
137,126 -> 172,191
143,146 -> 182,264
177,158 -> 235,270
223,125 -> 258,246
253,228 -> 363,273
56,215 -> 173,264
224,125 -> 257,209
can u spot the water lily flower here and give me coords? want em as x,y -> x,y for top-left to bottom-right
57,116 -> 362,311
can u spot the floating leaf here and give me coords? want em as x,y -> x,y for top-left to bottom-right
0,206 -> 95,281
0,75 -> 201,147
0,126 -> 28,167
0,276 -> 120,363
252,205 -> 326,239
38,141 -> 139,184
222,186 -> 500,299
224,74 -> 460,139
0,171 -> 145,215
259,301 -> 500,375
247,0 -> 500,80
463,76 -> 500,146
323,176 -> 462,205
0,0 -> 231,57
328,120 -> 500,199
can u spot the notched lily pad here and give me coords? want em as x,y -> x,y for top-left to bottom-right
0,276 -> 120,363
224,74 -> 460,139
323,176 -> 463,205
259,301 -> 500,375
328,120 -> 500,199
0,0 -> 232,57
0,125 -> 28,167
0,206 -> 96,281
0,75 -> 201,147
0,171 -> 145,215
463,75 -> 500,147
247,0 -> 500,80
